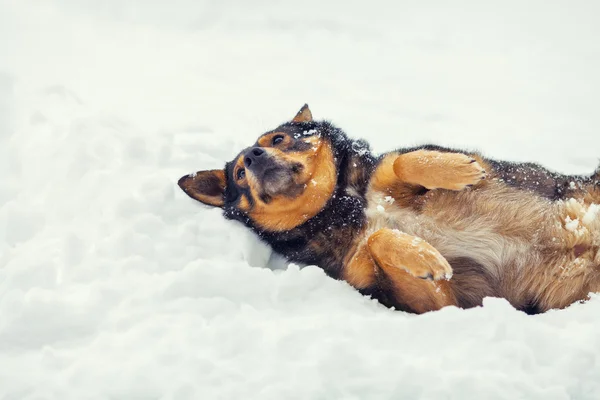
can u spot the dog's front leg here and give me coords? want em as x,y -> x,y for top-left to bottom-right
393,150 -> 487,190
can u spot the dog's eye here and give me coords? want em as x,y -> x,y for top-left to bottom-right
272,135 -> 284,145
237,169 -> 246,180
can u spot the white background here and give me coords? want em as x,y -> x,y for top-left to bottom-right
1,1 -> 600,399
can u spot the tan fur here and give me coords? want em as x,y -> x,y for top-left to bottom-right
379,267 -> 456,313
342,230 -> 456,312
238,194 -> 251,212
292,104 -> 313,123
367,228 -> 453,280
246,139 -> 337,231
366,228 -> 457,312
257,132 -> 292,148
343,241 -> 377,289
369,154 -> 427,209
393,150 -> 487,190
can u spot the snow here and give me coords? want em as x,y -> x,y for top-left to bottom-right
564,216 -> 580,233
2,1 -> 600,398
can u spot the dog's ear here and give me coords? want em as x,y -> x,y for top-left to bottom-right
292,104 -> 313,123
178,169 -> 226,207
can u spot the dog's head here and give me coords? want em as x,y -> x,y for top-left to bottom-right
178,105 -> 338,232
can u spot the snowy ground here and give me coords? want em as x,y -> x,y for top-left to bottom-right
2,1 -> 600,399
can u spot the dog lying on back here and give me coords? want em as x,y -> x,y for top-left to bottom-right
179,105 -> 600,314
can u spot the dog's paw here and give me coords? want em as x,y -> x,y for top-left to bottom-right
436,153 -> 487,190
367,229 -> 453,281
393,150 -> 487,191
399,236 -> 453,280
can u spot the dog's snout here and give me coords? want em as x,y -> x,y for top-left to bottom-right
244,147 -> 266,168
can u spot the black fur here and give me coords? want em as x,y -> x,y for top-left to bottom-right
392,144 -> 592,201
223,120 -> 377,279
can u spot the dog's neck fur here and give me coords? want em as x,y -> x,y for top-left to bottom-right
246,126 -> 378,277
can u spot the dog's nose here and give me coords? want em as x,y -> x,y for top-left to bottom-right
244,147 -> 266,168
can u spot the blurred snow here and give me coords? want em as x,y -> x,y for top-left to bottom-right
1,0 -> 600,398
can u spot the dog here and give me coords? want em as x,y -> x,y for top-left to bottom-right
178,105 -> 600,314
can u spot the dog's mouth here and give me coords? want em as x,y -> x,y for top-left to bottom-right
259,163 -> 305,198
261,167 -> 292,194
247,157 -> 305,200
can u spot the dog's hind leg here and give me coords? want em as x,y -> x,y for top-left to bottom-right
366,228 -> 457,313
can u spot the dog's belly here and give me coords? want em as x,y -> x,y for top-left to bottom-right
364,188 -> 600,309
364,193 -> 532,280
